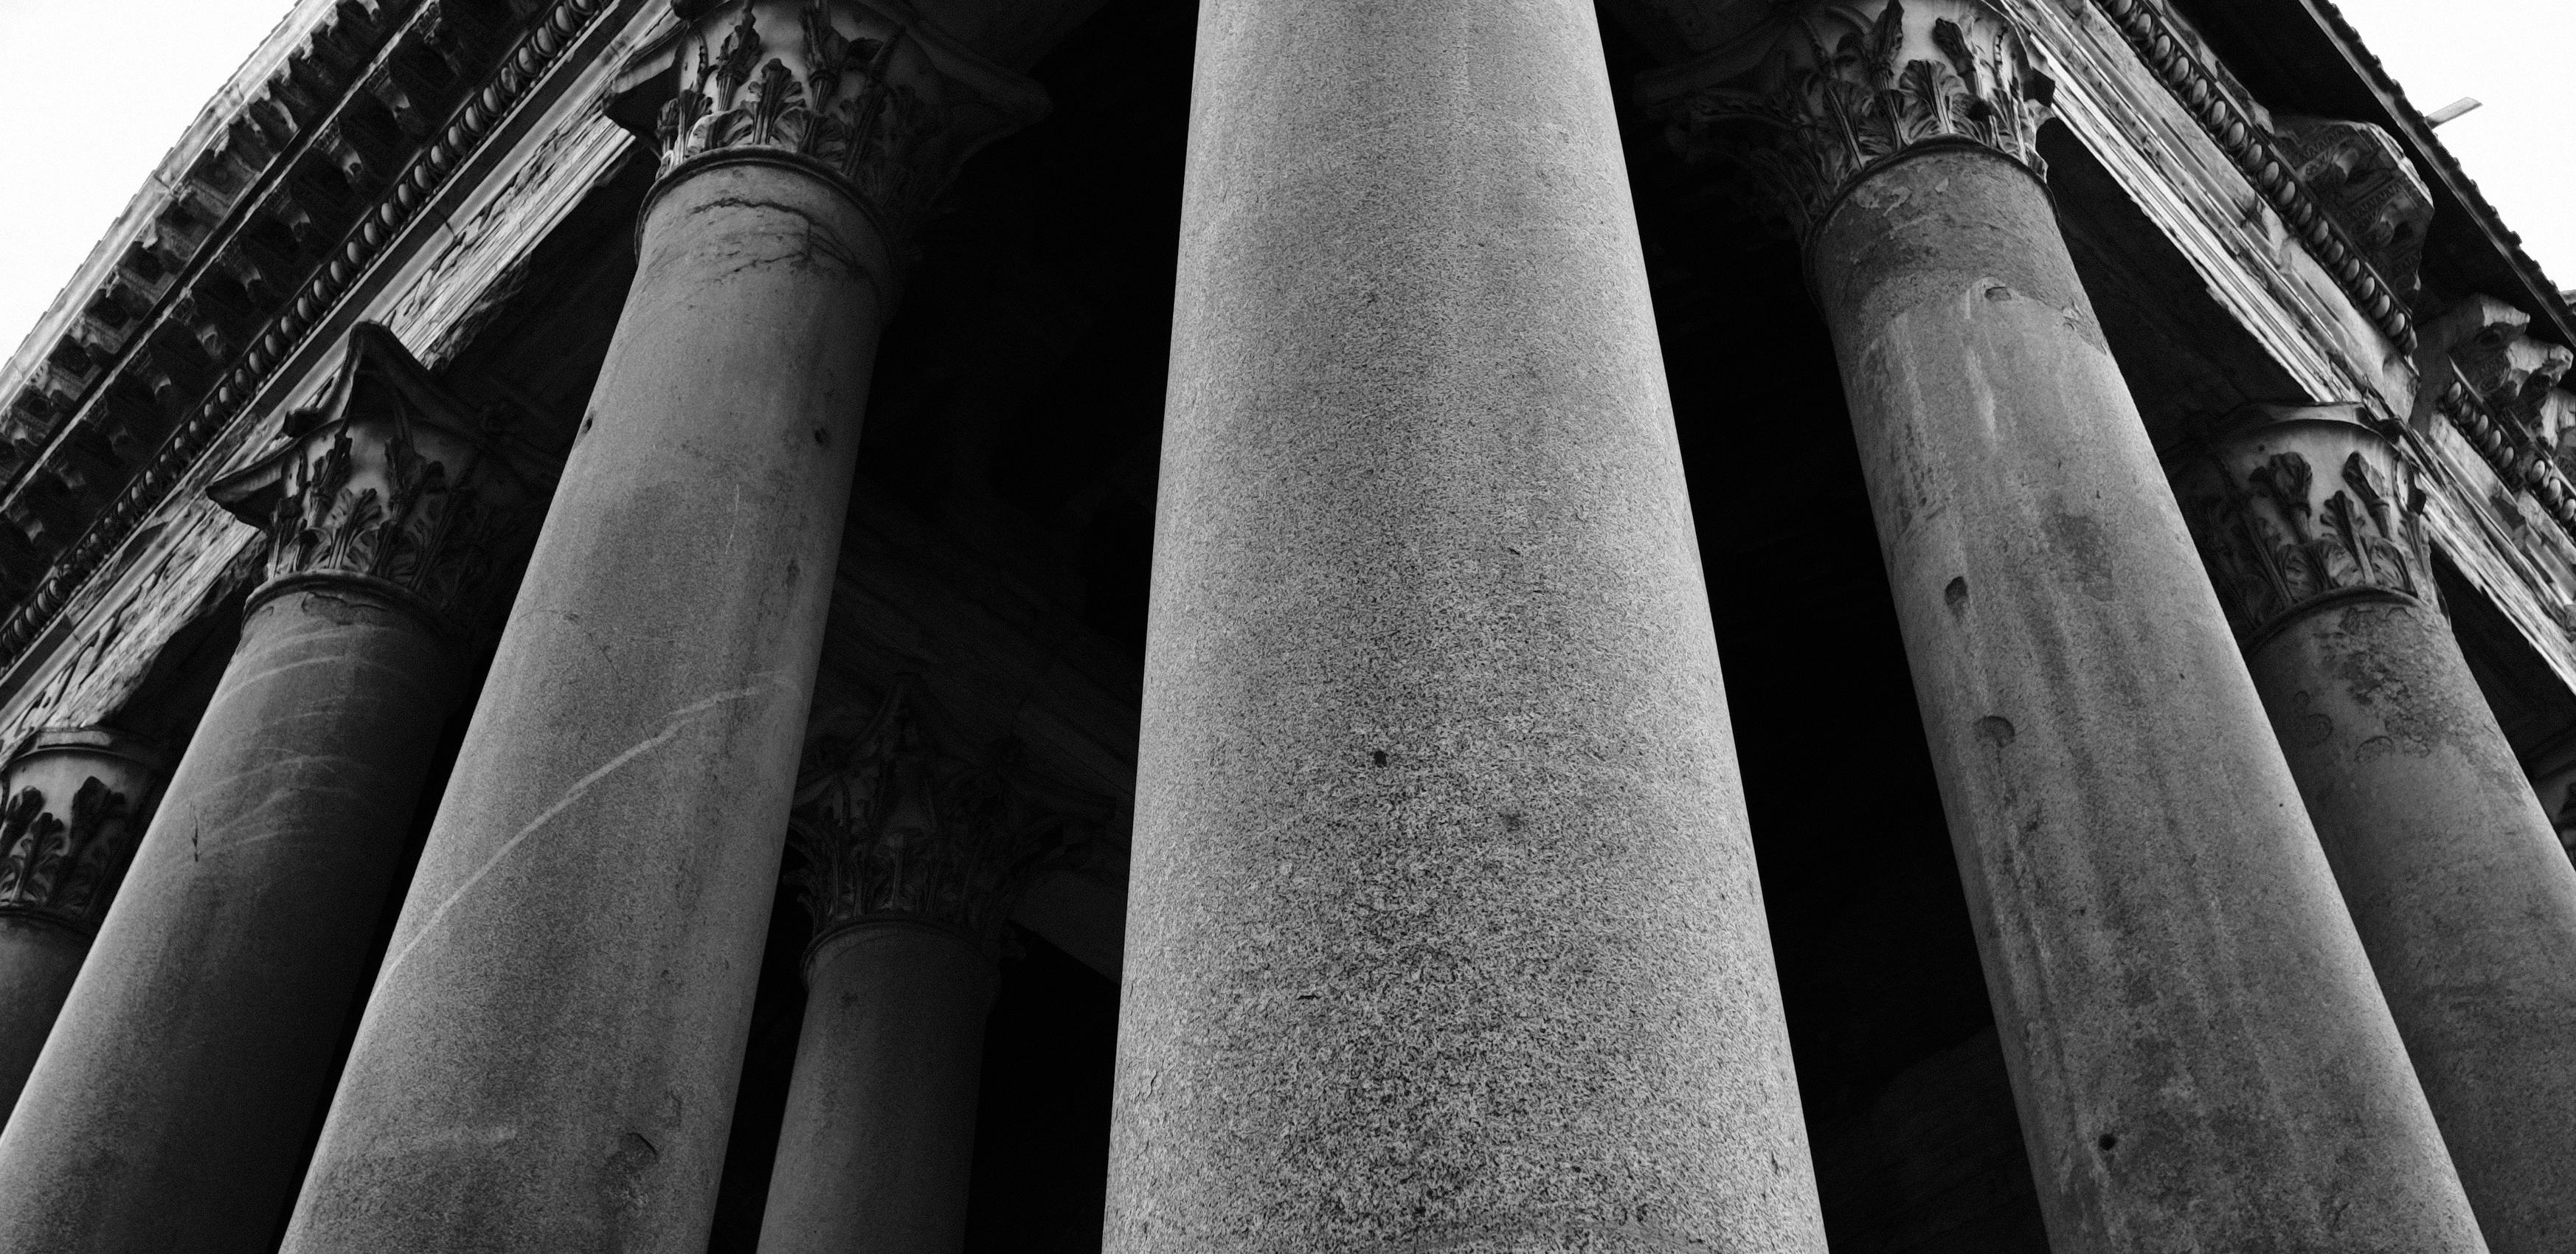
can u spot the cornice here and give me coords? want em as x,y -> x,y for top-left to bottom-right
0,0 -> 626,675
2088,0 -> 2415,355
2287,0 -> 2572,350
2085,0 -> 2576,558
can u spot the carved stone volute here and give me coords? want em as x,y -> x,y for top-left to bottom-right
1637,0 -> 2054,240
637,0 -> 1047,245
0,728 -> 170,936
2172,405 -> 2433,648
2271,117 -> 2434,299
207,324 -> 555,639
787,689 -> 1098,961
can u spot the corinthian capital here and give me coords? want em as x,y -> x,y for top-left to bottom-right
647,0 -> 1047,242
2172,406 -> 2433,647
207,325 -> 554,638
0,729 -> 169,935
1638,0 -> 2054,240
788,690 -> 1097,957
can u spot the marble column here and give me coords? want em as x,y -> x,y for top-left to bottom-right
758,695 -> 1070,1254
0,728 -> 167,1119
2174,405 -> 2576,1254
1643,4 -> 2486,1250
280,7 -> 1044,1251
1106,1 -> 1828,1251
0,325 -> 549,1254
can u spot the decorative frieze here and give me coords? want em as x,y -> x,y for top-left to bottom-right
207,325 -> 553,635
0,0 -> 617,677
1638,0 -> 2054,239
2423,296 -> 2576,434
0,730 -> 170,936
2404,294 -> 2576,538
2088,0 -> 2420,353
645,0 -> 1046,241
2271,116 -> 2434,300
789,690 -> 1098,957
2173,406 -> 2433,647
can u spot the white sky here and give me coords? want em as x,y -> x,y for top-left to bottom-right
2333,0 -> 2576,296
0,0 -> 2564,362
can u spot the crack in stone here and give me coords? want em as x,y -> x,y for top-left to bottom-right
371,676 -> 784,986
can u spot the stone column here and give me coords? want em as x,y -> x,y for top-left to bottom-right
758,694 -> 1073,1254
1106,1 -> 1829,1251
2173,405 -> 2576,1254
0,728 -> 167,1118
0,325 -> 549,1254
280,7 -> 1043,1251
1642,4 -> 2486,1250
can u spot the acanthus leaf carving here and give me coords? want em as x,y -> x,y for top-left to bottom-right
787,687 -> 1106,959
2178,411 -> 2431,646
1638,0 -> 2055,241
0,729 -> 167,935
207,324 -> 553,638
643,0 -> 1045,247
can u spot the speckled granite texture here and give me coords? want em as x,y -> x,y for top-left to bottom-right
1104,1 -> 1827,1250
1815,145 -> 2486,1253
2248,597 -> 2576,1254
281,163 -> 889,1253
0,587 -> 457,1254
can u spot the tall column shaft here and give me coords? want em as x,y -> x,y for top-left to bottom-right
0,324 -> 542,1254
285,162 -> 881,1253
1643,5 -> 2485,1247
0,590 -> 455,1253
282,5 -> 1042,1247
0,730 -> 167,1120
1815,145 -> 2475,1251
0,921 -> 82,1116
755,689 -> 1091,1254
1104,2 -> 1827,1250
2178,411 -> 2576,1253
761,924 -> 994,1254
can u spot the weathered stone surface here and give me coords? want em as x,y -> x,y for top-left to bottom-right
281,161 -> 893,1253
758,923 -> 994,1254
0,586 -> 457,1254
1103,1 -> 1826,1250
756,686 -> 1094,1253
0,727 -> 167,1120
0,920 -> 83,1120
2175,409 -> 2576,1254
0,325 -> 545,1253
1812,144 -> 2484,1252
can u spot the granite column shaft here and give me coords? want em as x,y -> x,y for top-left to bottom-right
2178,412 -> 2576,1254
1807,142 -> 2482,1253
1639,4 -> 2490,1244
280,4 -> 1041,1248
0,589 -> 455,1254
755,690 -> 1066,1254
283,161 -> 883,1254
758,924 -> 995,1254
0,324 -> 542,1254
1103,1 -> 1827,1250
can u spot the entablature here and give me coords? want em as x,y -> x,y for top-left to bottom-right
0,0 -> 637,682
